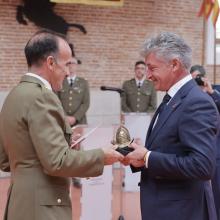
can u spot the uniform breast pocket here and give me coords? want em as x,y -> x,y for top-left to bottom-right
59,90 -> 69,100
141,90 -> 151,96
72,88 -> 84,99
127,90 -> 136,97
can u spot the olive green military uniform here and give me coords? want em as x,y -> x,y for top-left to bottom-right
0,75 -> 104,220
58,77 -> 89,124
121,78 -> 156,112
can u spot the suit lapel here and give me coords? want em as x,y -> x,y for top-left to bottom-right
147,98 -> 181,147
146,79 -> 196,148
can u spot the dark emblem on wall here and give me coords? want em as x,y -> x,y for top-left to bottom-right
16,0 -> 87,35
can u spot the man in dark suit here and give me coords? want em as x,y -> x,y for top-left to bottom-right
190,64 -> 220,219
123,32 -> 219,220
121,61 -> 156,113
0,30 -> 123,220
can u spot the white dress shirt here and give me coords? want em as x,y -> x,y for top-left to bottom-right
67,75 -> 76,85
135,77 -> 146,87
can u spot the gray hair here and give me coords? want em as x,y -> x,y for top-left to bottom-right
141,32 -> 192,70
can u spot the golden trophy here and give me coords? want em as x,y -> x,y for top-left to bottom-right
113,125 -> 134,156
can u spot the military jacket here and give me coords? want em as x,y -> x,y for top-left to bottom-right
0,75 -> 104,220
121,78 -> 156,112
58,77 -> 90,124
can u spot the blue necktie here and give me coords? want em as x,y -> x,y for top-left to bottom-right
148,93 -> 171,135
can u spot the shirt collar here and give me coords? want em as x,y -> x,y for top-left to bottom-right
67,75 -> 76,83
25,72 -> 52,91
167,74 -> 192,98
135,76 -> 145,86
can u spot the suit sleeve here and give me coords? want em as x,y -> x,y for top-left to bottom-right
147,98 -> 218,180
27,91 -> 104,178
210,89 -> 220,112
121,81 -> 132,112
73,80 -> 90,122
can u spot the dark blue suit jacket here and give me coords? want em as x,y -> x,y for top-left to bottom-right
139,79 -> 219,220
210,89 -> 220,219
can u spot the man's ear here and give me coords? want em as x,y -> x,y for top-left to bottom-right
47,56 -> 55,71
171,58 -> 181,72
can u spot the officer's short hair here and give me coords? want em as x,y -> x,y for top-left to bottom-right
135,60 -> 146,67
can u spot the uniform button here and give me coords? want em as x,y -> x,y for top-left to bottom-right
138,92 -> 141,95
57,198 -> 62,204
137,104 -> 140,108
69,97 -> 72,100
69,103 -> 72,106
68,110 -> 72,114
137,98 -> 140,102
69,91 -> 73,94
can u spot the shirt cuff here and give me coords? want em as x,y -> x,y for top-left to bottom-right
145,151 -> 151,168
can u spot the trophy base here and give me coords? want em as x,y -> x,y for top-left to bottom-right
116,146 -> 134,156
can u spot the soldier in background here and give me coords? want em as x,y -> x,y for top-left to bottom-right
57,43 -> 89,187
121,61 -> 156,113
57,43 -> 89,126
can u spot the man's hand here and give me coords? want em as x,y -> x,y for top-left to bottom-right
120,138 -> 144,166
120,142 -> 148,167
66,116 -> 77,126
126,142 -> 148,161
70,126 -> 83,150
130,159 -> 145,168
201,77 -> 214,95
102,145 -> 124,165
71,132 -> 81,150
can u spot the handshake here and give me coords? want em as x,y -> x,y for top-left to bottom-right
102,140 -> 148,168
71,125 -> 148,168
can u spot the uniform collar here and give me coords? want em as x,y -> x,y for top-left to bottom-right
25,72 -> 52,91
135,77 -> 145,86
67,75 -> 76,84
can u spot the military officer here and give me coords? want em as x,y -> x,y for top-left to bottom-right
0,30 -> 123,220
121,60 -> 156,113
57,44 -> 89,126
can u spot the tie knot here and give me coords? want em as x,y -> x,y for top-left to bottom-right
70,78 -> 74,86
162,93 -> 171,104
138,82 -> 141,88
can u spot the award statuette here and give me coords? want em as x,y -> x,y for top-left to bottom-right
113,126 -> 134,156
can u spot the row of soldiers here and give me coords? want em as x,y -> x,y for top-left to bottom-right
57,48 -> 157,129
